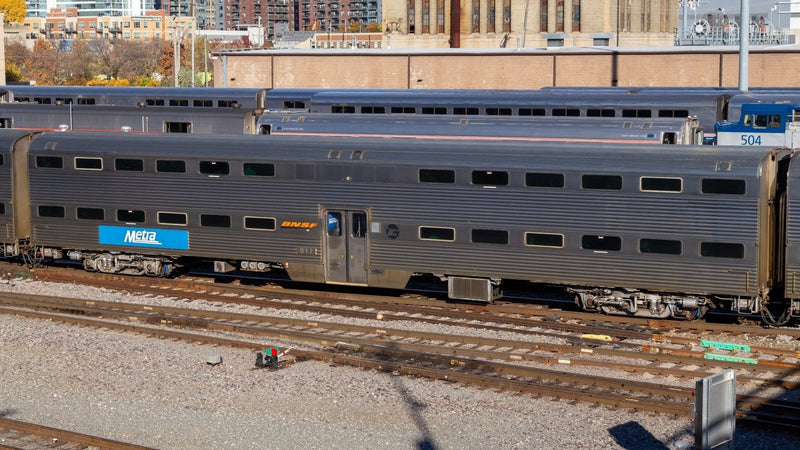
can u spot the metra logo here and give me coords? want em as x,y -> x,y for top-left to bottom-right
124,229 -> 162,246
281,221 -> 318,229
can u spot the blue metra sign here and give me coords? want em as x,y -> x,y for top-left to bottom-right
98,225 -> 189,250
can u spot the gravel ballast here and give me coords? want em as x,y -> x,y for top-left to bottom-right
0,279 -> 797,449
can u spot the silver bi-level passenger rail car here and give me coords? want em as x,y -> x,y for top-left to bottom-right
0,86 -> 267,134
0,130 -> 797,325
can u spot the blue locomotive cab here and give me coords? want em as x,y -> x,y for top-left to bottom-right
715,103 -> 800,147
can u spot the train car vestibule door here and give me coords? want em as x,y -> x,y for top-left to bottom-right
324,209 -> 368,284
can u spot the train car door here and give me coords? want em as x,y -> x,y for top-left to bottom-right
324,209 -> 368,284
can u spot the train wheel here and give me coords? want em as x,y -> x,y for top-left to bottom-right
760,304 -> 792,327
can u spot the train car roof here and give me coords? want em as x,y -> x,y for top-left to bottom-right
3,86 -> 267,107
26,131 -> 781,178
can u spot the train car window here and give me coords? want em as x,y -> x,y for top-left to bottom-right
582,175 -> 622,190
33,97 -> 52,105
658,109 -> 689,118
622,109 -> 652,118
156,160 -> 186,173
146,99 -> 165,106
581,235 -> 622,251
117,209 -> 145,223
390,106 -> 416,114
77,98 -> 96,105
193,100 -> 213,107
244,216 -> 276,231
0,118 -> 11,128
419,169 -> 455,184
282,101 -> 305,109
0,155 -> 4,165
75,157 -> 103,170
640,238 -> 682,255
158,212 -> 188,226
55,97 -> 73,105
200,214 -> 231,228
525,173 -> 564,188
422,107 -> 447,115
115,159 -> 144,172
38,205 -> 65,218
352,213 -> 367,238
472,170 -> 508,186
486,108 -> 512,116
0,203 -> 4,215
200,161 -> 230,175
169,99 -> 189,107
519,108 -> 546,116
472,229 -> 509,245
525,232 -> 564,248
77,207 -> 104,220
454,107 -> 479,115
361,106 -> 386,114
640,177 -> 682,193
218,100 -> 240,108
587,109 -> 616,117
36,156 -> 63,168
753,115 -> 768,128
552,108 -> 580,117
164,122 -> 191,133
331,106 -> 356,114
15,97 -> 29,103
701,179 -> 745,195
419,226 -> 455,241
769,115 -> 782,128
327,212 -> 342,236
243,163 -> 275,177
701,242 -> 744,259
743,114 -> 752,127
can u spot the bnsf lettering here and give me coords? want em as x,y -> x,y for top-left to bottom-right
281,221 -> 319,229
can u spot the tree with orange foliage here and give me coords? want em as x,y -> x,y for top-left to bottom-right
0,0 -> 26,23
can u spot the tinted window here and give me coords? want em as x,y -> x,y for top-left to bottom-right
77,207 -> 104,220
244,217 -> 276,230
702,179 -> 746,195
118,209 -> 145,223
158,212 -> 188,225
243,163 -> 275,177
519,108 -> 546,116
38,205 -> 65,218
36,156 -> 63,168
421,107 -> 447,115
0,203 -> 4,215
526,173 -> 564,188
420,227 -> 455,241
640,238 -> 681,255
75,157 -> 102,170
115,158 -> 144,172
420,169 -> 455,184
525,233 -> 564,248
587,109 -> 616,117
582,235 -> 621,251
472,229 -> 508,244
472,170 -> 508,186
641,177 -> 682,192
701,242 -> 744,259
200,214 -> 231,227
331,105 -> 355,114
454,107 -> 479,115
582,175 -> 622,190
200,161 -> 230,175
156,160 -> 186,173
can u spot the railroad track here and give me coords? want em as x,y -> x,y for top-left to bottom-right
0,417 -> 151,449
1,288 -> 799,429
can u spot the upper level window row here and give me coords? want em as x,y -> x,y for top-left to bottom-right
36,156 -> 275,177
329,105 -> 690,119
14,97 -> 240,108
419,169 -> 745,195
